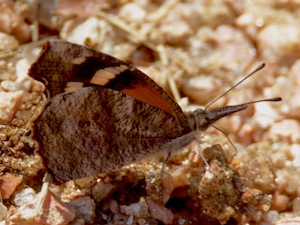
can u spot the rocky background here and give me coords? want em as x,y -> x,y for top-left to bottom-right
0,0 -> 299,224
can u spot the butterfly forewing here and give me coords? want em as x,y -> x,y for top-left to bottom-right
29,40 -> 191,132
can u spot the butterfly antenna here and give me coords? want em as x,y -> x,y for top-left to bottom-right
205,63 -> 265,111
239,97 -> 282,105
201,63 -> 281,157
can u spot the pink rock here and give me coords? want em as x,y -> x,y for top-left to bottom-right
92,182 -> 115,202
253,101 -> 281,129
0,32 -> 18,52
183,75 -> 220,105
258,24 -> 300,66
182,25 -> 256,104
292,197 -> 300,212
289,60 -> 300,86
108,199 -> 119,214
237,13 -> 258,39
0,91 -> 23,124
121,199 -> 150,218
276,217 -> 300,225
288,87 -> 300,119
0,201 -> 7,221
14,188 -> 36,206
159,20 -> 192,45
238,123 -> 254,146
57,0 -> 109,18
9,188 -> 76,225
0,173 -> 22,200
213,25 -> 256,70
69,196 -> 95,224
162,166 -> 190,203
0,1 -> 31,43
119,3 -> 146,23
270,120 -> 300,141
272,192 -> 289,212
145,197 -> 174,224
101,199 -> 119,214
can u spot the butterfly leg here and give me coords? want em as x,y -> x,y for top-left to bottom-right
159,151 -> 172,204
161,151 -> 172,174
194,138 -> 213,173
212,125 -> 237,156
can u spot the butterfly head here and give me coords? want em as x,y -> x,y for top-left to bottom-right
190,109 -> 209,131
191,96 -> 282,132
191,104 -> 249,131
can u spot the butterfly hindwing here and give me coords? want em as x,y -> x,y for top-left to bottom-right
34,87 -> 193,183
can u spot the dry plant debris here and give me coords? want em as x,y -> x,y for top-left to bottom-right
0,0 -> 299,224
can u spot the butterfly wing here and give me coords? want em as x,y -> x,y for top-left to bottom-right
34,87 -> 195,183
29,40 -> 191,132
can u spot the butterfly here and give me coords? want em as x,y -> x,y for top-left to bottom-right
28,40 -> 281,184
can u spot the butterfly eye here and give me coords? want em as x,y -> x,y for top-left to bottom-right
199,118 -> 210,131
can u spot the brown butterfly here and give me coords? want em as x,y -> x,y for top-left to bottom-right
29,40 -> 281,183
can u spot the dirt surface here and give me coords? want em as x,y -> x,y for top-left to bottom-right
0,0 -> 299,224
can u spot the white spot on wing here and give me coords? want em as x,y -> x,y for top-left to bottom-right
72,57 -> 86,64
91,70 -> 114,85
95,77 -> 110,85
105,65 -> 128,74
99,70 -> 116,79
91,65 -> 128,85
65,82 -> 84,92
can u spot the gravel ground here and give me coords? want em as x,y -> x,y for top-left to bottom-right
0,0 -> 299,224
